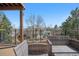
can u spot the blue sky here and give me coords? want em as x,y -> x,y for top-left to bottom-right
1,3 -> 79,28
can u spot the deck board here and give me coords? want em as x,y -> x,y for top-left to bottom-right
52,45 -> 79,56
0,48 -> 15,56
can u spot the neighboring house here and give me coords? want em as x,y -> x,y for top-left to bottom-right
45,27 -> 62,37
52,28 -> 62,36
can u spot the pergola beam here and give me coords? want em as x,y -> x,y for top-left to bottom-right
0,6 -> 24,10
0,3 -> 24,10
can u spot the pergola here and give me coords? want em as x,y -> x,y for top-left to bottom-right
0,3 -> 25,43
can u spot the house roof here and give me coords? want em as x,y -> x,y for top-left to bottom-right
0,3 -> 25,10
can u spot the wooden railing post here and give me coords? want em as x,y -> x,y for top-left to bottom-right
48,40 -> 52,56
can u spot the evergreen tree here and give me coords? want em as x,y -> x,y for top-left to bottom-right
61,8 -> 79,39
0,13 -> 12,43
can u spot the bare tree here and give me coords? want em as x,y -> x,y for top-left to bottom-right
26,15 -> 36,40
36,15 -> 45,40
26,15 -> 46,41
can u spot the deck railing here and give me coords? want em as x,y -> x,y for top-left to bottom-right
69,40 -> 79,51
48,35 -> 70,45
28,39 -> 52,56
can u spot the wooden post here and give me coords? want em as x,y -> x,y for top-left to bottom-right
20,10 -> 24,42
15,29 -> 17,45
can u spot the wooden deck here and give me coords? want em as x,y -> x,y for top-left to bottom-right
0,45 -> 79,56
52,45 -> 79,56
0,40 -> 79,56
0,48 -> 15,56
